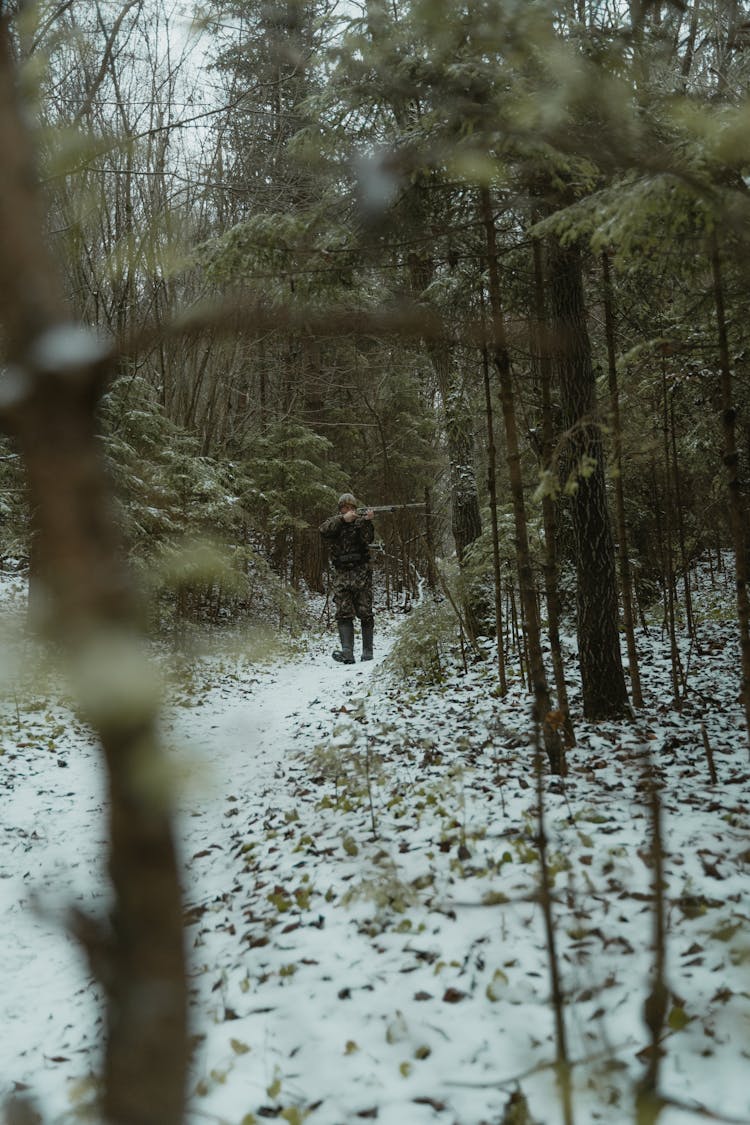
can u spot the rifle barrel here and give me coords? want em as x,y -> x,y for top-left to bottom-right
359,503 -> 426,514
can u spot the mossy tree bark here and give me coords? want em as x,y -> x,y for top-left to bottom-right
531,238 -> 576,747
547,239 -> 629,721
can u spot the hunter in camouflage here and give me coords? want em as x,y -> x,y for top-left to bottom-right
320,493 -> 375,663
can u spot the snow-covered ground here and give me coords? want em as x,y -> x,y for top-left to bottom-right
2,562 -> 750,1125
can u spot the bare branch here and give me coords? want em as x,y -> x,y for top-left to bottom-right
74,0 -> 141,125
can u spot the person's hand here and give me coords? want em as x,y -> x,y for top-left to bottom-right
363,508 -> 374,520
342,508 -> 357,523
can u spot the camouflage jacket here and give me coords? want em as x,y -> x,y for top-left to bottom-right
319,513 -> 374,570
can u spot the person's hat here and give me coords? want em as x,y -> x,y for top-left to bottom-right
338,493 -> 357,510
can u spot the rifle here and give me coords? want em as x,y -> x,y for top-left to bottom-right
357,503 -> 426,515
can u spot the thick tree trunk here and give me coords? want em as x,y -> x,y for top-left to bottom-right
531,239 -> 575,747
0,20 -> 188,1123
547,239 -> 629,720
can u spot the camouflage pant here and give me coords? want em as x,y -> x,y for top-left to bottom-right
332,564 -> 374,624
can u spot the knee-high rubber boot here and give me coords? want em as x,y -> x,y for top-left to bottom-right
361,619 -> 374,662
332,619 -> 355,664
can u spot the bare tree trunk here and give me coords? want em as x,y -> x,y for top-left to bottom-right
418,341 -> 483,636
669,392 -> 695,638
481,188 -> 563,774
427,340 -> 483,571
680,0 -> 701,78
0,19 -> 188,1124
660,371 -> 684,708
531,239 -> 575,746
548,239 -> 629,720
480,313 -> 508,694
636,762 -> 668,1125
601,251 -> 644,707
424,486 -> 439,592
710,233 -> 750,754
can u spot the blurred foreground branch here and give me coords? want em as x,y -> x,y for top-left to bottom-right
0,16 -> 188,1125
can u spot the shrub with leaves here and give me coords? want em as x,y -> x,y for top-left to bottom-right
97,372 -> 321,630
382,594 -> 458,686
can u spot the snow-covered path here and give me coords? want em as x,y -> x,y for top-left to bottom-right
170,635 -> 378,807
